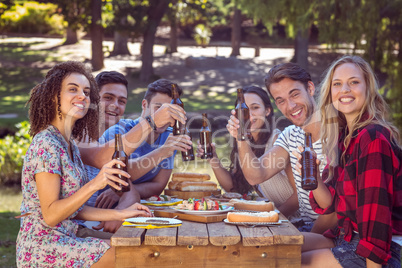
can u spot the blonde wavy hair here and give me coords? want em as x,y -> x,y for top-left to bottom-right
319,55 -> 400,180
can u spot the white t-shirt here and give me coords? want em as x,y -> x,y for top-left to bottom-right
274,125 -> 327,222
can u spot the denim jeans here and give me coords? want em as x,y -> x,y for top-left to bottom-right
331,232 -> 401,268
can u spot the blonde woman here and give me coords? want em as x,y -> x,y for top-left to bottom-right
298,55 -> 401,267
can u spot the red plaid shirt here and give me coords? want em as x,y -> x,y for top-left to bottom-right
310,124 -> 402,264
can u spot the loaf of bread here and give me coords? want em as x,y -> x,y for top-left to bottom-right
230,199 -> 275,212
171,172 -> 210,182
169,181 -> 217,191
227,211 -> 279,223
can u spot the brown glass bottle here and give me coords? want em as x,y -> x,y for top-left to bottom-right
181,127 -> 195,161
111,134 -> 131,193
170,84 -> 185,135
199,113 -> 213,159
301,132 -> 318,190
235,88 -> 250,141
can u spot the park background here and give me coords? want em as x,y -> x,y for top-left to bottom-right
1,0 -> 402,266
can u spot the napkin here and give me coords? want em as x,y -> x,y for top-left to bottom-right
140,200 -> 183,207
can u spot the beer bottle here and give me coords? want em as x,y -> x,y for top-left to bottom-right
111,134 -> 131,193
301,132 -> 318,190
170,84 -> 184,135
199,113 -> 213,159
181,127 -> 195,161
235,88 -> 250,141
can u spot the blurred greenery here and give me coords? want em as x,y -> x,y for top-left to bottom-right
0,1 -> 64,35
0,186 -> 20,268
0,211 -> 19,268
0,121 -> 32,185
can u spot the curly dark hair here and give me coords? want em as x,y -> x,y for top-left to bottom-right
27,61 -> 100,142
229,85 -> 275,194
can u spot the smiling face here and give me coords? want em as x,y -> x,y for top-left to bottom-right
58,72 -> 91,122
99,83 -> 127,128
245,93 -> 271,132
331,63 -> 367,125
270,78 -> 315,127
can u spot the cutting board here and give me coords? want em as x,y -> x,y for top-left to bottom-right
154,209 -> 227,223
164,189 -> 221,199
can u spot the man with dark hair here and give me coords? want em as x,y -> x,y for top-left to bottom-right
95,71 -> 128,132
94,78 -> 191,209
80,75 -> 191,233
228,62 -> 336,233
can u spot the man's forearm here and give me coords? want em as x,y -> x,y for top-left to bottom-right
133,182 -> 165,199
115,186 -> 141,209
277,192 -> 299,218
127,148 -> 169,181
80,118 -> 153,169
237,142 -> 287,185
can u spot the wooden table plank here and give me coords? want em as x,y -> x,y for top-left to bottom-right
115,244 -> 301,268
208,222 -> 241,246
238,226 -> 274,246
144,226 -> 177,246
177,221 -> 209,246
269,214 -> 304,245
111,226 -> 145,247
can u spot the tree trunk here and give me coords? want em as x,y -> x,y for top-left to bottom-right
230,3 -> 241,57
111,31 -> 131,56
64,27 -> 78,45
169,12 -> 178,53
140,0 -> 170,82
294,29 -> 309,70
91,0 -> 104,71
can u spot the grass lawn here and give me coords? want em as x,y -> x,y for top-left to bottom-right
0,187 -> 22,268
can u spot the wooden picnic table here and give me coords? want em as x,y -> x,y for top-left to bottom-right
111,212 -> 303,268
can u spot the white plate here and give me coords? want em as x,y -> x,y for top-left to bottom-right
171,206 -> 234,215
125,217 -> 182,225
140,198 -> 182,205
234,208 -> 280,214
223,219 -> 288,226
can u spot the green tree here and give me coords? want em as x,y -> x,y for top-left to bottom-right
38,0 -> 90,44
91,0 -> 104,70
238,0 -> 314,69
230,0 -> 241,56
313,0 -> 402,129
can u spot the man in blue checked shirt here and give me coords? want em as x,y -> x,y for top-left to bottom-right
83,77 -> 191,233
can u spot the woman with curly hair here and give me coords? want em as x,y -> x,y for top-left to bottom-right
197,85 -> 297,215
16,61 -> 152,268
299,55 -> 401,267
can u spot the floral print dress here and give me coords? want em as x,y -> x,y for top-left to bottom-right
16,125 -> 110,267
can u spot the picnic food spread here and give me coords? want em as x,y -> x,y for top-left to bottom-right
175,198 -> 222,211
230,199 -> 275,212
226,211 -> 279,223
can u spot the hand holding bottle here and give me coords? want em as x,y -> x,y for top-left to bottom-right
92,159 -> 131,192
227,109 -> 240,139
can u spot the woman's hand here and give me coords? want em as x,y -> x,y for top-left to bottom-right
196,140 -> 218,162
118,203 -> 153,220
292,145 -> 321,179
226,109 -> 239,139
92,159 -> 130,192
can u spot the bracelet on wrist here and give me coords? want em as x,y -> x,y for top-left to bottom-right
145,115 -> 157,130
